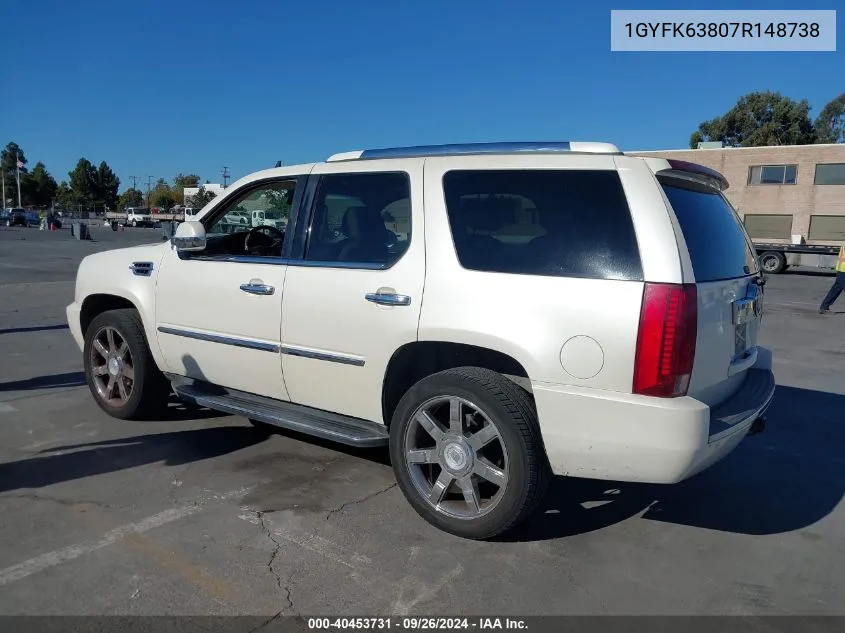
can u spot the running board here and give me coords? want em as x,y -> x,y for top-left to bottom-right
171,379 -> 389,448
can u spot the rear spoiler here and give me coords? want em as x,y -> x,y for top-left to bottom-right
638,157 -> 729,192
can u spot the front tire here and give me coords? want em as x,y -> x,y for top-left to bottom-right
83,308 -> 171,420
389,367 -> 550,540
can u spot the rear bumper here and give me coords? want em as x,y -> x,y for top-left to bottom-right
532,348 -> 775,484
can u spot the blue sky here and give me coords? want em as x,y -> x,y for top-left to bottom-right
2,0 -> 841,191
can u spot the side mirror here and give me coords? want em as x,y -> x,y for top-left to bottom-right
171,221 -> 206,251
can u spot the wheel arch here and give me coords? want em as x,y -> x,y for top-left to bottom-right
381,340 -> 531,426
79,291 -> 166,370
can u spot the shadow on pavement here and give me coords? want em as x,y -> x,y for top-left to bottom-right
153,398 -> 231,421
781,269 -> 836,278
0,426 -> 268,493
0,324 -> 69,335
501,384 -> 845,541
249,422 -> 392,466
0,371 -> 86,392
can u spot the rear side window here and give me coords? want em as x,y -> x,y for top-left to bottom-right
660,180 -> 758,282
442,169 -> 643,281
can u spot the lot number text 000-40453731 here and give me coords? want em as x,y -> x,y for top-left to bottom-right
307,617 -> 528,630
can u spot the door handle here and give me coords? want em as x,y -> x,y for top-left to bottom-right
365,292 -> 411,306
240,282 -> 275,296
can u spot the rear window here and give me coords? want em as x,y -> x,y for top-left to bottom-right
660,180 -> 758,282
442,169 -> 643,281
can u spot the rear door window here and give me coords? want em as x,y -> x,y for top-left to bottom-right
442,169 -> 643,281
660,179 -> 759,282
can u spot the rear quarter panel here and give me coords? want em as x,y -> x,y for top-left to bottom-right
418,154 -> 647,392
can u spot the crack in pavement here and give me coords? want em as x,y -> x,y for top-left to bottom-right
0,492 -> 125,510
256,510 -> 295,614
248,610 -> 283,633
324,482 -> 397,521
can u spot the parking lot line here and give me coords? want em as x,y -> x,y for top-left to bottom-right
0,486 -> 253,587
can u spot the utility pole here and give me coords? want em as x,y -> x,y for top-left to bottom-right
222,166 -> 230,188
145,176 -> 155,207
129,175 -> 140,191
15,152 -> 22,208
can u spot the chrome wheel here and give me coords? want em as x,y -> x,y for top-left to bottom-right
89,326 -> 135,406
404,396 -> 508,520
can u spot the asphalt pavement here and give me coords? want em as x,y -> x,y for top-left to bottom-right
1,224 -> 844,616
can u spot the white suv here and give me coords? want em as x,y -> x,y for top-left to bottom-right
66,141 -> 774,539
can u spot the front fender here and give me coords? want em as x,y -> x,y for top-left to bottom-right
74,244 -> 168,369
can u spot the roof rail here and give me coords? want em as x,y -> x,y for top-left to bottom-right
326,141 -> 622,162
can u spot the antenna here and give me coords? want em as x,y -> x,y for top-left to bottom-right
222,166 -> 230,188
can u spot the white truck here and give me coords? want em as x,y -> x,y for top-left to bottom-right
66,141 -> 774,539
753,238 -> 841,274
249,209 -> 287,230
105,207 -> 155,228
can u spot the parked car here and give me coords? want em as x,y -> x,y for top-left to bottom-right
6,208 -> 29,226
66,141 -> 774,540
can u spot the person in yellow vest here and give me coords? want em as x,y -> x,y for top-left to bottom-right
819,241 -> 845,314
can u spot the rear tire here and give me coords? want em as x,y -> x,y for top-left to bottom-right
389,367 -> 550,540
83,308 -> 171,420
760,251 -> 786,274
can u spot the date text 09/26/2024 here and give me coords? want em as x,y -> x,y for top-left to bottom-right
307,618 -> 527,630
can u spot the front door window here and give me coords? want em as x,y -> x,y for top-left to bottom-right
200,179 -> 299,258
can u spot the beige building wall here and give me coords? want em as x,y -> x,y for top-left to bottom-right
629,144 -> 845,246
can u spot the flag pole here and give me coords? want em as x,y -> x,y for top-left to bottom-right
15,152 -> 22,207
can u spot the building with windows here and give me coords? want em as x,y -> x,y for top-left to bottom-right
629,143 -> 845,245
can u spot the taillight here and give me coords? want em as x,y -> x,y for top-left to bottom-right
633,283 -> 697,398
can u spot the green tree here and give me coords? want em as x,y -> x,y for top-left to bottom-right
814,93 -> 845,144
94,161 -> 120,210
263,189 -> 292,219
173,173 -> 200,189
150,188 -> 176,210
68,158 -> 98,207
172,174 -> 201,204
186,186 -> 216,209
54,181 -> 74,210
22,162 -> 58,208
689,91 -> 816,148
118,188 -> 144,211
